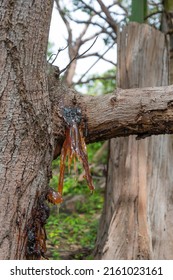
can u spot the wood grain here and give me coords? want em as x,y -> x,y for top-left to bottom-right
94,22 -> 173,259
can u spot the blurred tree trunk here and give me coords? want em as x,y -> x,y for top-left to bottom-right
162,0 -> 173,82
94,22 -> 173,259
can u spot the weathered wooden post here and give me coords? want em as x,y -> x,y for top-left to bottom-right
94,23 -> 173,259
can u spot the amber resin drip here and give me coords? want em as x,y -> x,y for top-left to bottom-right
46,188 -> 63,204
54,107 -> 94,204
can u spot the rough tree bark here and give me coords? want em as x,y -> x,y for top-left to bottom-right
0,0 -> 53,259
1,1 -> 173,260
94,23 -> 173,259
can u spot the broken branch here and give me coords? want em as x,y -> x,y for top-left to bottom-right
50,81 -> 173,150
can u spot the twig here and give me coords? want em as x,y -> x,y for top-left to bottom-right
76,42 -> 115,84
47,44 -> 69,64
97,0 -> 118,33
77,53 -> 116,66
67,17 -> 116,41
145,10 -> 163,20
81,31 -> 105,44
59,36 -> 98,75
74,75 -> 116,85
148,1 -> 162,7
117,2 -> 129,15
79,0 -> 107,22
107,0 -> 119,9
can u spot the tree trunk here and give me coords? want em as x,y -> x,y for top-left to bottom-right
0,0 -> 53,259
94,23 -> 173,259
